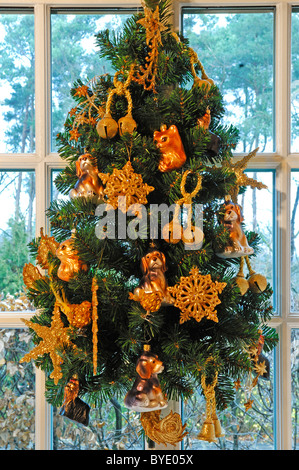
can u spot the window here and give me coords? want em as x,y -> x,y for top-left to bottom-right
0,0 -> 298,451
181,7 -> 275,153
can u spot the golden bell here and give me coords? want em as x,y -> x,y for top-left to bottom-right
97,113 -> 119,139
118,114 -> 137,136
197,418 -> 217,443
248,273 -> 267,293
212,414 -> 224,438
235,274 -> 249,296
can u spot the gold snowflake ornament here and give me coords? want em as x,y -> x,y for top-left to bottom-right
168,267 -> 226,324
99,161 -> 154,213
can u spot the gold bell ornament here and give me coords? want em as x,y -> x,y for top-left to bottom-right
197,361 -> 224,443
234,255 -> 268,296
96,112 -> 119,139
118,112 -> 137,136
97,63 -> 137,139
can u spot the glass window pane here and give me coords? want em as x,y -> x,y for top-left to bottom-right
182,8 -> 275,153
291,8 -> 299,152
0,328 -> 35,450
291,171 -> 299,312
291,329 -> 299,450
0,9 -> 35,153
240,171 -> 275,306
0,171 -> 35,311
183,349 -> 275,450
50,10 -> 132,152
52,398 -> 143,450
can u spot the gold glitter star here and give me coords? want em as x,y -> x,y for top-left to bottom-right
20,302 -> 75,385
222,148 -> 267,203
167,266 -> 226,324
244,399 -> 254,411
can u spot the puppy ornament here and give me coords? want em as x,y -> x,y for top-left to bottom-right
216,195 -> 254,259
124,345 -> 168,412
129,248 -> 174,312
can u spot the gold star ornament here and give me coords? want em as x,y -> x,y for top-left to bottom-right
222,148 -> 267,203
20,302 -> 75,384
167,267 -> 226,324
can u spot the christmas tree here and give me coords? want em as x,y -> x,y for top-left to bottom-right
21,0 -> 278,447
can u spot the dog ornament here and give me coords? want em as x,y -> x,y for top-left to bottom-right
69,153 -> 104,202
133,249 -> 174,307
124,345 -> 168,412
217,196 -> 254,259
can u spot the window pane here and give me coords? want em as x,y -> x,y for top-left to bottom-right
291,171 -> 299,312
0,9 -> 35,153
240,171 -> 275,306
50,10 -> 132,152
0,171 -> 35,311
291,9 -> 299,152
0,328 -> 35,450
183,349 -> 275,450
291,329 -> 299,450
182,8 -> 275,153
52,398 -> 143,450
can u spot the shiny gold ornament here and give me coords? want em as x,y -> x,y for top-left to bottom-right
221,148 -> 267,203
141,410 -> 188,447
154,124 -> 187,173
99,161 -> 154,213
162,170 -> 204,248
91,277 -> 99,375
118,113 -> 137,136
56,233 -> 88,282
36,228 -> 60,270
129,290 -> 163,312
96,113 -> 119,139
134,1 -> 168,92
197,418 -> 217,443
23,263 -> 44,289
234,256 -> 249,295
53,289 -> 92,329
197,359 -> 223,442
168,266 -> 226,324
20,301 -> 75,385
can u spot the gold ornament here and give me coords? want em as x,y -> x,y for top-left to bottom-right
234,256 -> 267,295
129,290 -> 163,312
221,148 -> 267,203
97,63 -> 136,139
134,1 -> 168,92
56,233 -> 88,282
23,263 -> 44,289
20,301 -> 75,385
162,170 -> 204,248
96,112 -> 119,139
91,277 -> 99,375
168,267 -> 226,324
52,289 -> 92,329
141,410 -> 188,447
154,124 -> 187,173
197,359 -> 223,443
36,228 -> 60,270
99,161 -> 154,213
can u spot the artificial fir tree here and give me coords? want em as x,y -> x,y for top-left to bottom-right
21,0 -> 278,446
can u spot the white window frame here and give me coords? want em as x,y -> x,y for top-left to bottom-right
0,0 -> 298,450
